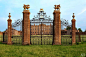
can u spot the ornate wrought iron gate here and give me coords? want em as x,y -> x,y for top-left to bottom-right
11,19 -> 22,45
30,9 -> 53,45
61,19 -> 72,45
3,32 -> 8,43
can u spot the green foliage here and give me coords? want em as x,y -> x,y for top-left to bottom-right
66,26 -> 77,30
78,28 -> 82,32
66,26 -> 71,30
84,29 -> 86,32
75,28 -> 77,30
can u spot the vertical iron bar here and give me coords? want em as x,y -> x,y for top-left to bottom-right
49,39 -> 50,44
82,36 -> 83,42
47,39 -> 48,45
3,33 -> 4,42
44,39 -> 45,45
33,39 -> 34,45
61,35 -> 62,44
71,37 -> 72,45
19,38 -> 20,44
16,37 -> 17,44
38,38 -> 39,45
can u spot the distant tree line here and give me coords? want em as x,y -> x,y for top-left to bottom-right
66,26 -> 85,32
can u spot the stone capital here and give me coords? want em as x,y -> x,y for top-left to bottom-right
7,19 -> 12,21
23,10 -> 30,12
54,9 -> 60,12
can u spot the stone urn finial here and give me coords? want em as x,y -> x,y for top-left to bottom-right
8,13 -> 11,19
72,13 -> 75,19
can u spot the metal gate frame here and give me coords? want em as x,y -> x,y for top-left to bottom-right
30,21 -> 53,45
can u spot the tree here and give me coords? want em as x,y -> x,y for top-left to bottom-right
75,28 -> 77,30
66,26 -> 71,30
3,31 -> 5,32
84,29 -> 86,32
78,28 -> 82,32
66,26 -> 77,30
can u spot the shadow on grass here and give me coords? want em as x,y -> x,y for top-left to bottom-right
0,41 -> 86,47
0,41 -> 7,45
76,41 -> 86,45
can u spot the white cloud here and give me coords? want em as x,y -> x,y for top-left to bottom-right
0,17 -> 8,21
77,8 -> 86,15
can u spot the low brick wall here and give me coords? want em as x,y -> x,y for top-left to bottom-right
0,32 -> 3,35
76,32 -> 86,35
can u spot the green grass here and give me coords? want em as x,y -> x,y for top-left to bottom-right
0,42 -> 86,57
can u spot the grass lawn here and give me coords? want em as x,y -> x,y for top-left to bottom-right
0,42 -> 86,57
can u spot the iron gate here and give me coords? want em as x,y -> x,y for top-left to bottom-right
30,22 -> 53,45
61,19 -> 72,45
3,32 -> 8,43
11,19 -> 23,45
30,9 -> 53,45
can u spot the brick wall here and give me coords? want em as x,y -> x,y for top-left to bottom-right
31,23 -> 53,35
4,28 -> 20,35
0,32 -> 3,35
61,29 -> 79,35
2,25 -> 79,35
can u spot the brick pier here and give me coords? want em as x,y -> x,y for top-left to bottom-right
7,13 -> 12,45
22,4 -> 30,45
72,13 -> 76,45
53,5 -> 61,45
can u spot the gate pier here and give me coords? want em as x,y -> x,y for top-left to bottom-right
7,13 -> 12,45
22,4 -> 30,45
53,5 -> 61,45
72,13 -> 76,45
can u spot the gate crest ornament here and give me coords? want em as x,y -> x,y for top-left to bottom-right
54,4 -> 60,10
23,4 -> 30,10
30,9 -> 53,22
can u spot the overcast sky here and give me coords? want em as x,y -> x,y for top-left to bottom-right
0,0 -> 86,32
